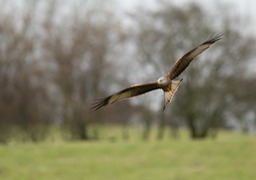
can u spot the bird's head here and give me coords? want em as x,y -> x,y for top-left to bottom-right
157,76 -> 168,87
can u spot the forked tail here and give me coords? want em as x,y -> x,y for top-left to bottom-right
163,79 -> 183,111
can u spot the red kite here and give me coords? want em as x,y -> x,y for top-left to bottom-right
92,34 -> 222,111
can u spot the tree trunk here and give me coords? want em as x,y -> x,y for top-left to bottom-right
187,115 -> 209,139
157,113 -> 166,140
142,118 -> 151,140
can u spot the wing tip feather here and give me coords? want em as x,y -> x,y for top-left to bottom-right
90,97 -> 109,110
204,33 -> 223,44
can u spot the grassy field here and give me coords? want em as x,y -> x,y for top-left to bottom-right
0,130 -> 255,180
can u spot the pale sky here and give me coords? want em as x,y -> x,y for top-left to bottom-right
117,0 -> 256,33
118,0 -> 256,15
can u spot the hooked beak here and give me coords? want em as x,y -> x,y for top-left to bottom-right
162,79 -> 183,111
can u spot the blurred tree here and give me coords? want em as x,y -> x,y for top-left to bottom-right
223,76 -> 256,133
0,7 -> 55,142
0,0 -> 134,142
40,1 -> 124,140
132,2 -> 256,138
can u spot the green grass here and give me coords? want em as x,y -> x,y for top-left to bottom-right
0,130 -> 255,180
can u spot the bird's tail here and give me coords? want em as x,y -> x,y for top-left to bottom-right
163,79 -> 183,111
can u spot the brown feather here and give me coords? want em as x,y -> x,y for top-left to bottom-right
168,33 -> 223,80
91,82 -> 160,110
162,79 -> 183,111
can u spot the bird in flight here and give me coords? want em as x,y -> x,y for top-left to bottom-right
91,34 -> 222,111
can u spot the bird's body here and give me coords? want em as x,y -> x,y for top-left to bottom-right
91,34 -> 222,111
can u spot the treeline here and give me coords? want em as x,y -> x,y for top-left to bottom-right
0,0 -> 255,143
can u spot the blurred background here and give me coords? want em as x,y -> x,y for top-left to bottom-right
0,0 -> 256,179
1,0 -> 255,142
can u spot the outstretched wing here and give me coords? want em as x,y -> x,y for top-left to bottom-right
168,33 -> 223,80
91,82 -> 160,110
